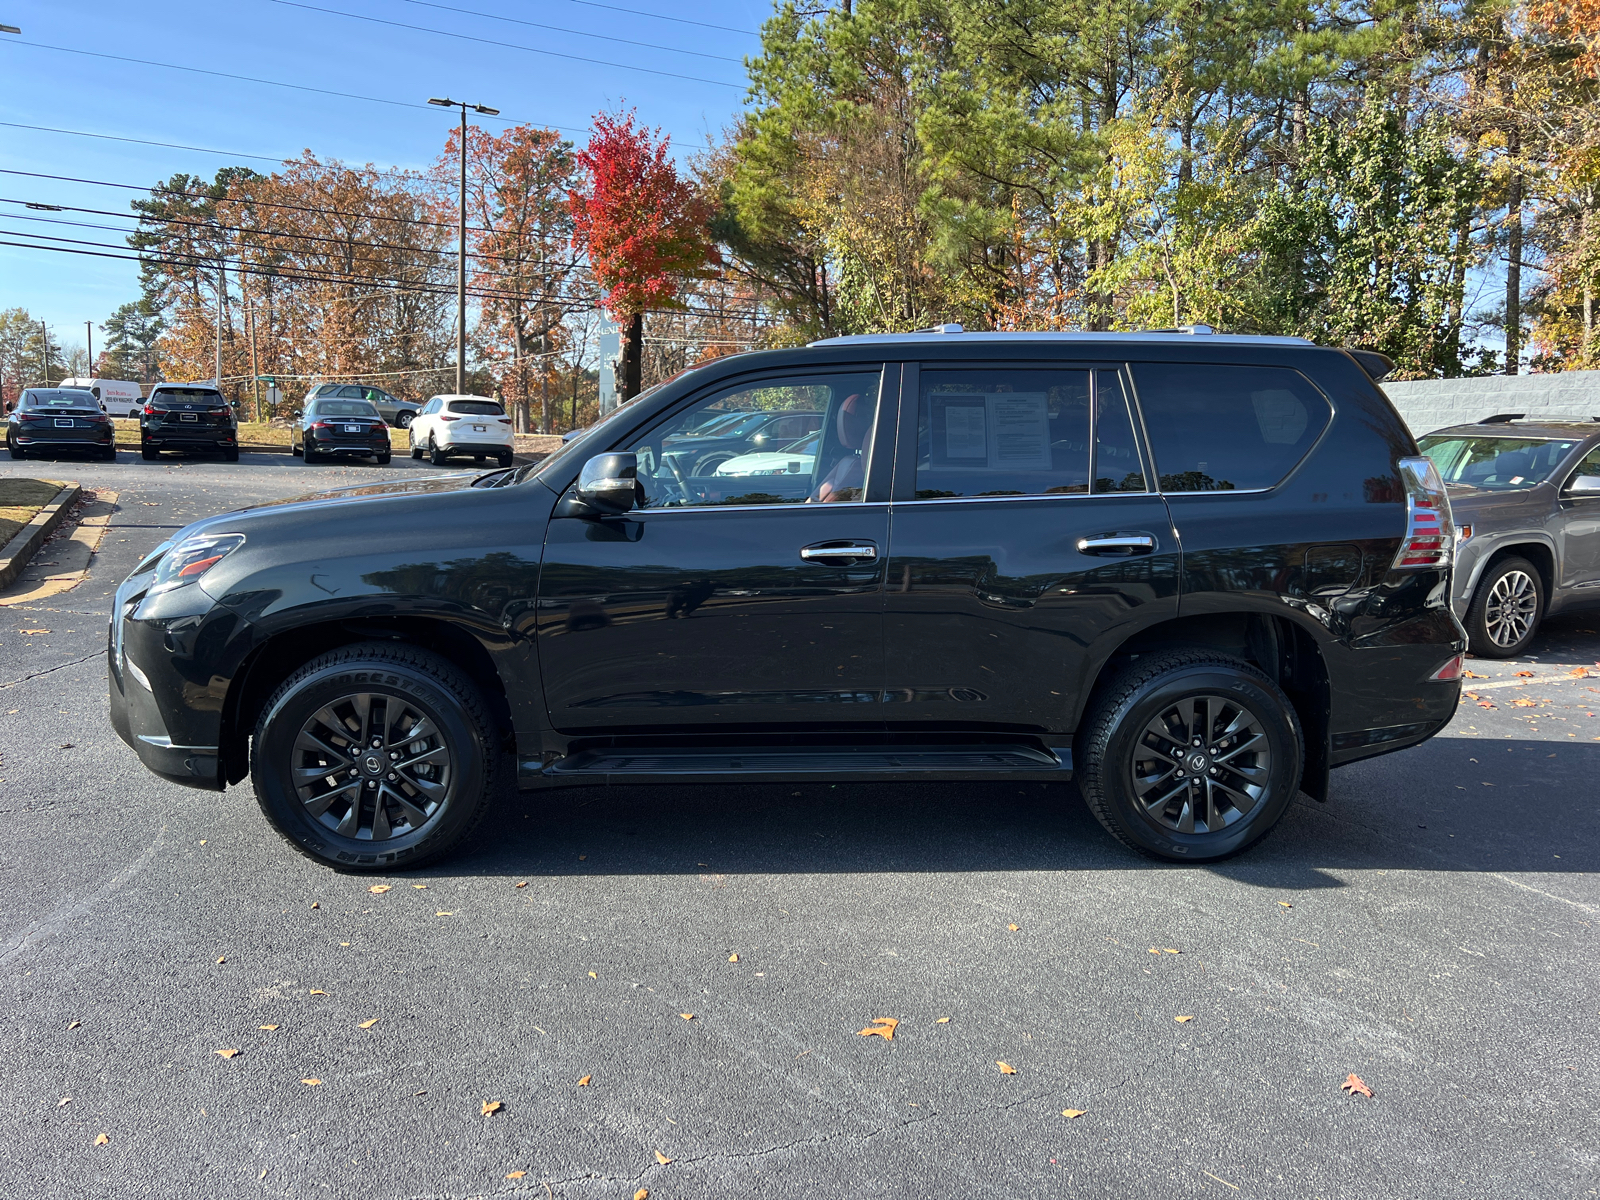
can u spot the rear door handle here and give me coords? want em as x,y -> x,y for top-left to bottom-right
800,541 -> 878,563
1076,531 -> 1157,557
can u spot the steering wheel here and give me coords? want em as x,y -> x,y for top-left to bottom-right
662,452 -> 702,505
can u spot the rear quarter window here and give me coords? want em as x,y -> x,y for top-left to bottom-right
1131,363 -> 1331,492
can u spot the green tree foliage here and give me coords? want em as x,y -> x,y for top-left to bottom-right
100,299 -> 166,384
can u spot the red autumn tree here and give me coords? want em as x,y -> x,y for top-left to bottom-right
571,109 -> 716,401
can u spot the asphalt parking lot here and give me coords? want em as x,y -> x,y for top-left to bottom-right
1,450 -> 1597,1199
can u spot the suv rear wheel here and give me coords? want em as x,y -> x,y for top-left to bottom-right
1077,651 -> 1303,862
1465,556 -> 1543,659
250,643 -> 500,872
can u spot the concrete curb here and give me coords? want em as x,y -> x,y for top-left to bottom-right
0,482 -> 83,590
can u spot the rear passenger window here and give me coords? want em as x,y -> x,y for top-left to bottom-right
1132,364 -> 1330,492
915,368 -> 1091,498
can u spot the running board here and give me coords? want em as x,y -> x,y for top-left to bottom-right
523,743 -> 1072,786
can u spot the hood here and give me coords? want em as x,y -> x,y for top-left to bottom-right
161,471 -> 486,549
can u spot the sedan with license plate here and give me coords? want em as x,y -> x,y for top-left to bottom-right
6,387 -> 117,460
291,397 -> 392,465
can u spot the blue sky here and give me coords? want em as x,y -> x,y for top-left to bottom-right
0,0 -> 768,355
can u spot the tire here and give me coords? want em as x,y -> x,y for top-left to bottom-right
8,440 -> 24,460
429,437 -> 449,467
376,453 -> 392,466
291,439 -> 302,457
250,642 -> 501,872
304,444 -> 323,464
1076,651 -> 1304,863
497,450 -> 513,468
694,453 -> 733,476
140,445 -> 158,461
100,447 -> 117,462
1465,555 -> 1543,658
223,447 -> 240,463
395,411 -> 413,429
411,443 -> 423,460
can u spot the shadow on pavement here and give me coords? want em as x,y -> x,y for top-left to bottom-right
429,736 -> 1600,889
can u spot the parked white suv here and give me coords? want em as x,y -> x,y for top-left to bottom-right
409,394 -> 514,467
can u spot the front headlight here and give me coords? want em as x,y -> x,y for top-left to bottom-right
150,533 -> 245,594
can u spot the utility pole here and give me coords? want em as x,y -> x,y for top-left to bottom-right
215,263 -> 224,394
39,319 -> 50,385
428,96 -> 499,395
246,295 -> 261,422
85,320 -> 93,377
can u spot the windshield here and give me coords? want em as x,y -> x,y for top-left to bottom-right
1417,434 -> 1578,490
313,400 -> 381,418
447,400 -> 505,416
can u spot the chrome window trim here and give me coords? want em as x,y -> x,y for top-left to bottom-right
631,501 -> 892,516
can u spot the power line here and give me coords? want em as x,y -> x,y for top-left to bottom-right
2,198 -> 581,273
2,40 -> 595,138
0,120 -> 296,165
394,0 -> 743,62
542,0 -> 758,35
266,0 -> 745,90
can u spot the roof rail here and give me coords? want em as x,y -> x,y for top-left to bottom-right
1478,413 -> 1526,424
1141,324 -> 1214,335
914,323 -> 965,334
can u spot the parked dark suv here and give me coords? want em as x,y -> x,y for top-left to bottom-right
140,383 -> 239,461
107,329 -> 1463,871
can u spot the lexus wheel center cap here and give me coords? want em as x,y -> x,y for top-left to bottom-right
364,754 -> 384,774
1188,752 -> 1209,772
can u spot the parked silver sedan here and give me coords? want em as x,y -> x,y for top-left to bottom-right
1418,416 -> 1600,657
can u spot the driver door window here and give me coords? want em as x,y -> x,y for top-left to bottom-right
626,373 -> 881,509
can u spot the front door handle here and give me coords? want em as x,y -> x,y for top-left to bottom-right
800,541 -> 878,563
1076,531 -> 1157,557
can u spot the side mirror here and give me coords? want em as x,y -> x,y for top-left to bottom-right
1567,474 -> 1600,497
576,453 -> 641,515
292,409 -> 303,419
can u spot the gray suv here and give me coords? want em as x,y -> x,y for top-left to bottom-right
302,383 -> 420,428
1418,416 -> 1600,657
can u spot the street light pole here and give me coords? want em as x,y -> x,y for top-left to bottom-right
428,96 -> 499,396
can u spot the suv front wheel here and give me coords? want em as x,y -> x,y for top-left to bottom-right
1464,555 -> 1543,659
250,643 -> 500,872
1077,652 -> 1303,862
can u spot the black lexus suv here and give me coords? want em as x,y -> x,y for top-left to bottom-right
140,382 -> 240,460
108,329 -> 1464,872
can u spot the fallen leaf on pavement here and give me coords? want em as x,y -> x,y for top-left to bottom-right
1007,923 -> 1020,931
997,1061 -> 1017,1074
1175,1015 -> 1194,1023
308,989 -> 326,996
215,1048 -> 241,1058
857,1017 -> 898,1041
1513,699 -> 1537,707
412,884 -> 428,889
1278,901 -> 1293,908
588,971 -> 597,979
215,956 -> 226,964
67,1020 -> 80,1030
368,885 -> 391,893
655,1150 -> 673,1165
635,1190 -> 649,1200
514,881 -> 527,888
679,1013 -> 695,1020
728,953 -> 739,962
1341,1073 -> 1373,1098
301,1078 -> 321,1086
260,1025 -> 279,1031
1163,948 -> 1180,954
505,1171 -> 526,1179
481,1100 -> 503,1117
435,911 -> 455,917
935,1017 -> 951,1024
94,1133 -> 109,1145
1515,670 -> 1534,677
1477,701 -> 1495,708
57,1097 -> 71,1107
577,1075 -> 592,1087
1462,670 -> 1485,678
310,902 -> 319,909
1572,667 -> 1592,678
1062,1109 -> 1086,1119
358,1019 -> 378,1029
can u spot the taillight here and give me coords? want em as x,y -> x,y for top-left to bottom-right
440,415 -> 460,422
144,403 -> 156,415
1429,653 -> 1464,681
497,418 -> 511,424
1392,456 -> 1455,570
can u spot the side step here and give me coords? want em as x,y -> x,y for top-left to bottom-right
527,743 -> 1073,786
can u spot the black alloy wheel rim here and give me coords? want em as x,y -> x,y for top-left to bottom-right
1131,693 -> 1271,835
292,691 -> 452,841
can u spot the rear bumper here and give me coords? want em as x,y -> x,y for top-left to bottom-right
310,436 -> 389,456
440,441 -> 512,454
14,435 -> 114,448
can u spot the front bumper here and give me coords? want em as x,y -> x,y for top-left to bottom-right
108,569 -> 254,791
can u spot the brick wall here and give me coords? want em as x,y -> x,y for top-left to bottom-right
1381,371 -> 1600,436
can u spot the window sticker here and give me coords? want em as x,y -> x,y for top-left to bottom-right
985,392 -> 1052,471
943,401 -> 987,460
